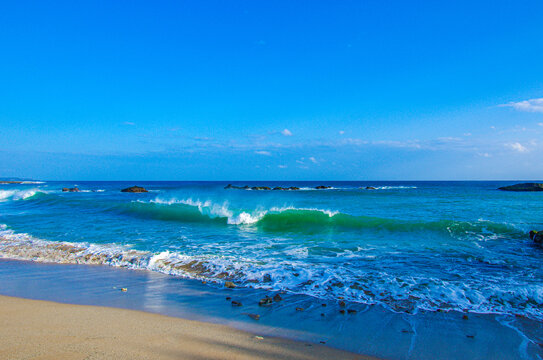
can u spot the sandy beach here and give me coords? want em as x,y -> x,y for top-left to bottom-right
0,295 -> 369,360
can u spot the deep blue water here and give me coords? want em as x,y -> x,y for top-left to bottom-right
1,181 -> 543,320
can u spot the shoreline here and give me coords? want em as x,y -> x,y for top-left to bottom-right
1,253 -> 542,359
0,294 -> 368,360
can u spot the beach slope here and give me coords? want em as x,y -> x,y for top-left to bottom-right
0,295 -> 367,360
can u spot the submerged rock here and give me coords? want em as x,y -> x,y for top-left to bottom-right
273,294 -> 283,302
120,186 -> 148,193
498,183 -> 543,192
259,296 -> 273,306
530,230 -> 543,245
251,186 -> 271,190
315,185 -> 331,189
224,281 -> 236,289
62,187 -> 80,192
231,301 -> 242,306
365,186 -> 377,190
247,313 -> 260,321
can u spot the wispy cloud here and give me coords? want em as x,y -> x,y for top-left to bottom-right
278,164 -> 287,168
309,156 -> 318,164
255,150 -> 271,156
506,142 -> 529,153
281,129 -> 293,136
123,121 -> 135,126
339,130 -> 345,135
500,98 -> 543,113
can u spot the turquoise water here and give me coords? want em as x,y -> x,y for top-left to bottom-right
1,181 -> 543,320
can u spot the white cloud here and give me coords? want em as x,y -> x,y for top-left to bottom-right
339,130 -> 345,135
255,150 -> 271,156
506,142 -> 529,153
123,121 -> 135,126
538,123 -> 543,127
309,156 -> 318,164
500,98 -> 543,113
278,165 -> 287,168
281,129 -> 293,136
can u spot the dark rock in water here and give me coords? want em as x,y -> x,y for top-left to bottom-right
462,315 -> 469,320
530,230 -> 543,245
231,301 -> 242,306
273,187 -> 286,191
224,184 -> 250,190
251,186 -> 271,190
121,186 -> 148,193
262,274 -> 272,282
273,294 -> 283,302
365,186 -> 377,190
498,183 -> 543,192
259,296 -> 273,306
247,313 -> 260,321
315,185 -> 331,189
339,309 -> 345,314
338,301 -> 346,307
289,186 -> 300,190
225,297 -> 231,301
347,309 -> 357,314
62,187 -> 80,192
295,307 -> 304,311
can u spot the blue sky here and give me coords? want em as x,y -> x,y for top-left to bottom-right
1,1 -> 542,180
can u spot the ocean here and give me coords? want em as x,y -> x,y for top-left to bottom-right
1,180 -> 543,358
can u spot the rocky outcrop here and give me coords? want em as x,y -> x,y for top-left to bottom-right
0,181 -> 23,184
498,183 -> 543,192
315,185 -> 331,189
62,187 -> 80,192
120,186 -> 148,193
530,230 -> 543,245
226,184 -> 300,191
365,186 -> 377,190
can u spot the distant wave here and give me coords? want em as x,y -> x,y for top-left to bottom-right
0,189 -> 46,201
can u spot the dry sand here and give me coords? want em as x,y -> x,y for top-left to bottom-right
0,295 -> 372,360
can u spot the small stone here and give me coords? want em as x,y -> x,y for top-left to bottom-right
273,294 -> 283,301
466,335 -> 475,338
338,296 -> 344,299
296,307 -> 304,311
263,274 -> 272,282
347,309 -> 357,314
225,281 -> 236,289
248,314 -> 260,321
320,313 -> 325,317
121,288 -> 127,292
254,336 -> 264,340
320,341 -> 326,344
226,297 -> 231,301
339,301 -> 346,307
231,301 -> 242,306
462,315 -> 469,320
339,309 -> 345,314
259,296 -> 273,306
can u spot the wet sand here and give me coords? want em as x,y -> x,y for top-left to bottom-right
0,295 -> 370,360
